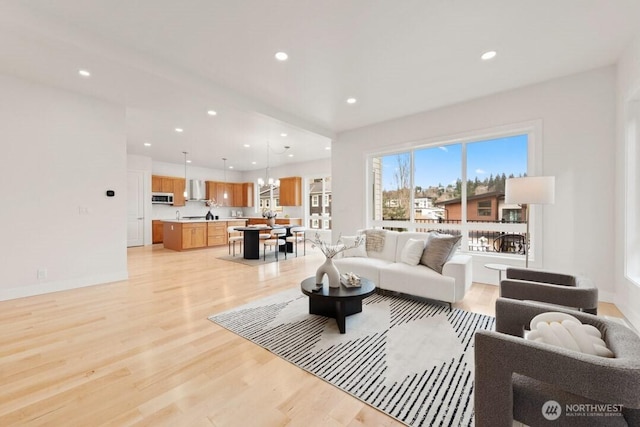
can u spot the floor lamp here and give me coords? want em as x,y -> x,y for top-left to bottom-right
505,176 -> 555,268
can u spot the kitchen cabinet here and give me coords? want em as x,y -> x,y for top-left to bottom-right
182,223 -> 207,249
163,220 -> 247,251
243,183 -> 254,207
152,175 -> 186,206
232,183 -> 243,206
152,220 -> 164,243
207,222 -> 226,247
206,181 -> 254,207
173,178 -> 186,207
279,177 -> 302,206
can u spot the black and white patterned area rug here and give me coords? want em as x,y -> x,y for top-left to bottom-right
208,288 -> 494,426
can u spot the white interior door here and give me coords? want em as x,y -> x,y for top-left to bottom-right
127,170 -> 144,247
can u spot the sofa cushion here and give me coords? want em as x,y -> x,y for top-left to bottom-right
379,262 -> 456,302
340,235 -> 367,257
420,233 -> 461,273
400,238 -> 425,265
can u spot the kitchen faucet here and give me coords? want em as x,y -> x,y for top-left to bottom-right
176,210 -> 181,220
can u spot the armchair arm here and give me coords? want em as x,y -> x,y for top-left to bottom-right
506,267 -> 576,285
500,278 -> 598,313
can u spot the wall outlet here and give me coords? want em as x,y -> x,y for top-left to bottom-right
37,268 -> 47,279
78,206 -> 90,215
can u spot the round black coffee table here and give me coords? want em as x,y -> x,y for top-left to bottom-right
300,276 -> 376,334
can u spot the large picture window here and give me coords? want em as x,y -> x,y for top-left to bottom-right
370,130 -> 531,258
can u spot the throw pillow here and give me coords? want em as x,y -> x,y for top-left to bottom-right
400,238 -> 425,265
365,229 -> 386,252
527,312 -> 613,357
340,235 -> 367,258
420,232 -> 461,273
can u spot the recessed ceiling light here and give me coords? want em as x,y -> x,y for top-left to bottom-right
175,128 -> 183,133
288,154 -> 294,157
186,160 -> 192,163
243,144 -> 250,148
207,110 -> 217,116
280,133 -> 288,137
251,161 -> 257,165
325,146 -> 331,150
229,165 -> 234,169
346,97 -> 357,104
275,52 -> 288,61
143,142 -> 151,147
481,50 -> 497,61
78,69 -> 91,77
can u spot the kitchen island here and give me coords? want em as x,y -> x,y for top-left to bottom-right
162,219 -> 247,251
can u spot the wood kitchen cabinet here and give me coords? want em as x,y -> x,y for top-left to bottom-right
232,183 -> 243,206
279,176 -> 302,206
206,181 -> 254,207
172,178 -> 186,207
152,220 -> 164,243
181,223 -> 207,249
207,222 -> 227,246
152,175 -> 185,206
163,220 -> 247,251
243,183 -> 254,207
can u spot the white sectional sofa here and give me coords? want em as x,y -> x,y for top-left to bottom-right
334,230 -> 472,305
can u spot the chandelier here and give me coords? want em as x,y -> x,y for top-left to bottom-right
257,141 -> 289,187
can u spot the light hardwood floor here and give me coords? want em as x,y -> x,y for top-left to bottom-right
0,244 -> 623,426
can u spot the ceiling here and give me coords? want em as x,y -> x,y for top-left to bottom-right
2,1 -> 640,171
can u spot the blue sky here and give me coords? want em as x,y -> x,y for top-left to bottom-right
381,134 -> 528,190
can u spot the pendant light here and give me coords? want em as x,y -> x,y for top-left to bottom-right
182,151 -> 188,198
257,141 -> 283,188
222,158 -> 228,200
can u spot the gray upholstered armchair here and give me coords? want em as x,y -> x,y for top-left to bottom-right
475,298 -> 640,426
501,267 -> 599,314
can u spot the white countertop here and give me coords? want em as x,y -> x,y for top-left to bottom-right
161,218 -> 248,223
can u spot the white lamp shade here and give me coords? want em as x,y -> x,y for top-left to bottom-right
505,176 -> 555,205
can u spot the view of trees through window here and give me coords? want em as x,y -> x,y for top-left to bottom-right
372,134 -> 529,254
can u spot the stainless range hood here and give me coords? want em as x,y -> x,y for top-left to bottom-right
187,179 -> 207,201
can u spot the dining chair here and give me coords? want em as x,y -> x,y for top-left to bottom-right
263,227 -> 287,261
227,226 -> 243,256
255,224 -> 271,240
286,226 -> 306,257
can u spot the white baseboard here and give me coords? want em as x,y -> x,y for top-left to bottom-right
0,271 -> 128,302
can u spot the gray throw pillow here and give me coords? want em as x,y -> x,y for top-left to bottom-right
420,233 -> 461,273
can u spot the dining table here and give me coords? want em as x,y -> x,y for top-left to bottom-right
234,225 -> 294,259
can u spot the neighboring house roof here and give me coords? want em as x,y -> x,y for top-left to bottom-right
436,191 -> 505,206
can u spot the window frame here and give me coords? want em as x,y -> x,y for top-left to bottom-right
365,120 -> 542,261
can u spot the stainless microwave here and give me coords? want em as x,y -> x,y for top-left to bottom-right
151,192 -> 174,204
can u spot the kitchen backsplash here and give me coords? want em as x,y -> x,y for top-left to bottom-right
153,201 -> 251,220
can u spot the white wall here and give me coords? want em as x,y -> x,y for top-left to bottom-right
0,73 -> 128,300
616,36 -> 640,329
334,67 -> 617,301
